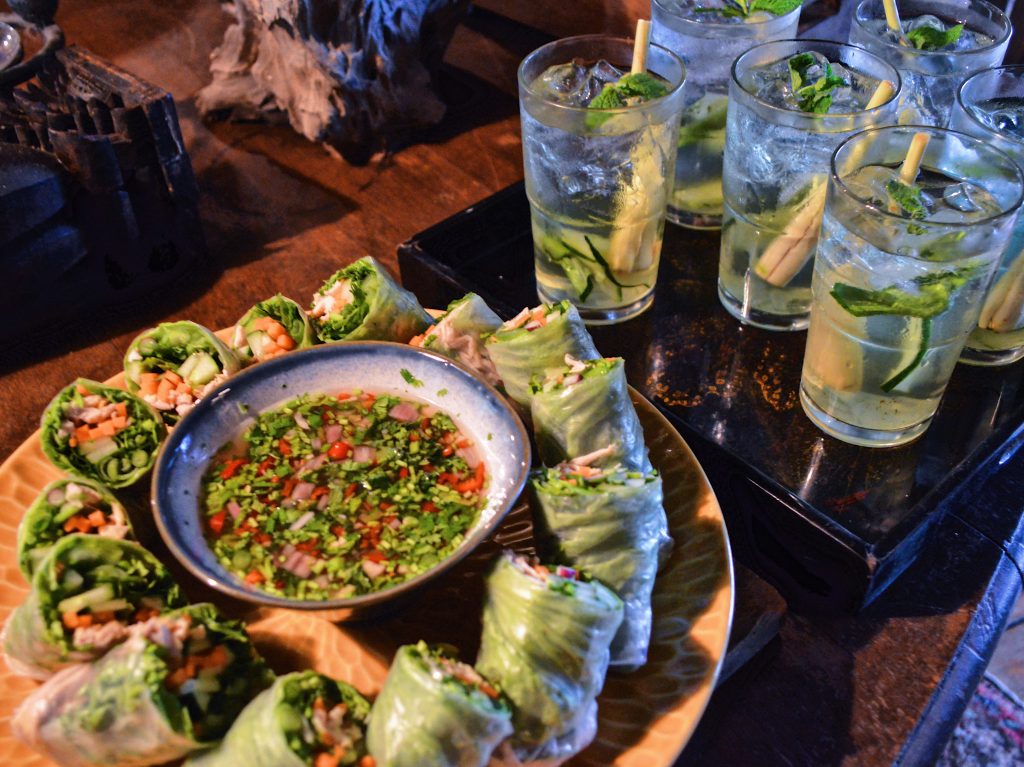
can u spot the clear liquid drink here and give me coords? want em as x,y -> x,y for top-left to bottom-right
950,66 -> 1024,366
519,36 -> 686,324
718,40 -> 900,331
651,0 -> 800,229
849,0 -> 1010,127
800,127 -> 1023,447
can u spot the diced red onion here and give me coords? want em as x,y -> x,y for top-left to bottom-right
226,501 -> 242,520
291,482 -> 315,500
294,412 -> 310,430
47,487 -> 66,505
324,424 -> 343,443
457,447 -> 479,468
311,438 -> 322,451
353,445 -> 376,463
388,517 -> 401,530
525,320 -> 541,331
292,555 -> 315,579
362,559 -> 386,578
563,373 -> 582,386
297,454 -> 326,473
289,510 -> 315,531
317,494 -> 330,511
314,574 -> 330,588
556,565 -> 577,579
388,402 -> 419,422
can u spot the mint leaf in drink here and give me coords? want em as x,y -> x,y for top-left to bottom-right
788,55 -> 849,114
750,0 -> 803,15
906,23 -> 963,51
885,179 -> 928,220
587,72 -> 668,129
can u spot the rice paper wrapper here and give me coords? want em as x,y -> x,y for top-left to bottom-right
486,303 -> 599,409
367,644 -> 513,767
476,554 -> 622,764
3,536 -> 183,679
39,379 -> 167,489
187,671 -> 370,767
12,603 -> 271,767
232,294 -> 319,363
418,293 -> 503,387
531,472 -> 668,669
12,638 -> 201,767
314,256 -> 431,343
529,359 -> 652,473
17,476 -> 132,580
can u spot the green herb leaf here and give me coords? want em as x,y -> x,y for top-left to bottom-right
906,23 -> 963,51
788,57 -> 848,114
750,0 -> 803,15
697,0 -> 799,18
586,72 -> 669,129
885,179 -> 928,220
400,368 -> 423,387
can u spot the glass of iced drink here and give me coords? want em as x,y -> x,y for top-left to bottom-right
651,0 -> 801,229
800,126 -> 1023,447
849,0 -> 1011,127
719,40 -> 900,331
519,35 -> 686,324
950,66 -> 1024,366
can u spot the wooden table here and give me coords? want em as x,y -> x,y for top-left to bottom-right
2,3 -> 1023,766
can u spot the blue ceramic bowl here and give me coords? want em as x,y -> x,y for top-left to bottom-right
152,342 -> 531,617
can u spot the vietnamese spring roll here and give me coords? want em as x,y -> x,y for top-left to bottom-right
12,603 -> 274,767
476,552 -> 623,765
232,294 -> 319,364
529,356 -> 652,473
311,256 -> 431,343
366,641 -> 512,767
485,302 -> 600,409
187,670 -> 371,767
18,476 -> 132,580
40,379 -> 167,489
124,320 -> 241,424
3,535 -> 184,679
531,459 -> 669,670
409,293 -> 503,387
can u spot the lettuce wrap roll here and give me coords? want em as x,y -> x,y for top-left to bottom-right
187,670 -> 370,767
124,320 -> 241,424
40,379 -> 167,489
410,293 -> 503,387
366,641 -> 512,767
18,476 -> 132,580
476,552 -> 622,765
231,294 -> 319,364
485,302 -> 599,409
529,356 -> 652,473
3,535 -> 184,679
311,256 -> 431,343
12,603 -> 273,767
531,459 -> 669,670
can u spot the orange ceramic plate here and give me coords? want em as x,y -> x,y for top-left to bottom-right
0,336 -> 733,767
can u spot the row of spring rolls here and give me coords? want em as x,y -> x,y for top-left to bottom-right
412,294 -> 670,671
36,256 -> 432,489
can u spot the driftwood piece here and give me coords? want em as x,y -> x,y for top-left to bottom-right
197,0 -> 470,163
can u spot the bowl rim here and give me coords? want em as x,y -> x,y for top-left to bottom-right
151,340 -> 532,610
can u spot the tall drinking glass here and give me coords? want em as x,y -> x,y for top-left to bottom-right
719,40 -> 901,331
849,0 -> 1011,127
800,126 -> 1023,447
651,0 -> 801,229
950,66 -> 1024,366
519,35 -> 686,324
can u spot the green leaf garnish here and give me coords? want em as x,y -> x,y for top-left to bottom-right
885,179 -> 929,220
788,54 -> 848,114
695,0 -> 801,18
586,72 -> 669,129
906,23 -> 963,51
831,267 -> 978,390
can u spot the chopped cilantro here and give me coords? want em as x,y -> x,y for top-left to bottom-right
906,23 -> 964,51
400,368 -> 424,388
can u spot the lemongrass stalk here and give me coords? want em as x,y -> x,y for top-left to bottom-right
882,0 -> 903,32
632,20 -> 651,75
981,251 -> 1024,332
898,132 -> 929,184
754,80 -> 896,287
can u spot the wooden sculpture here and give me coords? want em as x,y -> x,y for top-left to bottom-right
197,0 -> 470,163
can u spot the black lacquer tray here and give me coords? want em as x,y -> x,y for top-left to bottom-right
398,181 -> 1024,612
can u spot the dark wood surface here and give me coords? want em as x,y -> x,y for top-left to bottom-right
2,3 -> 1024,767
